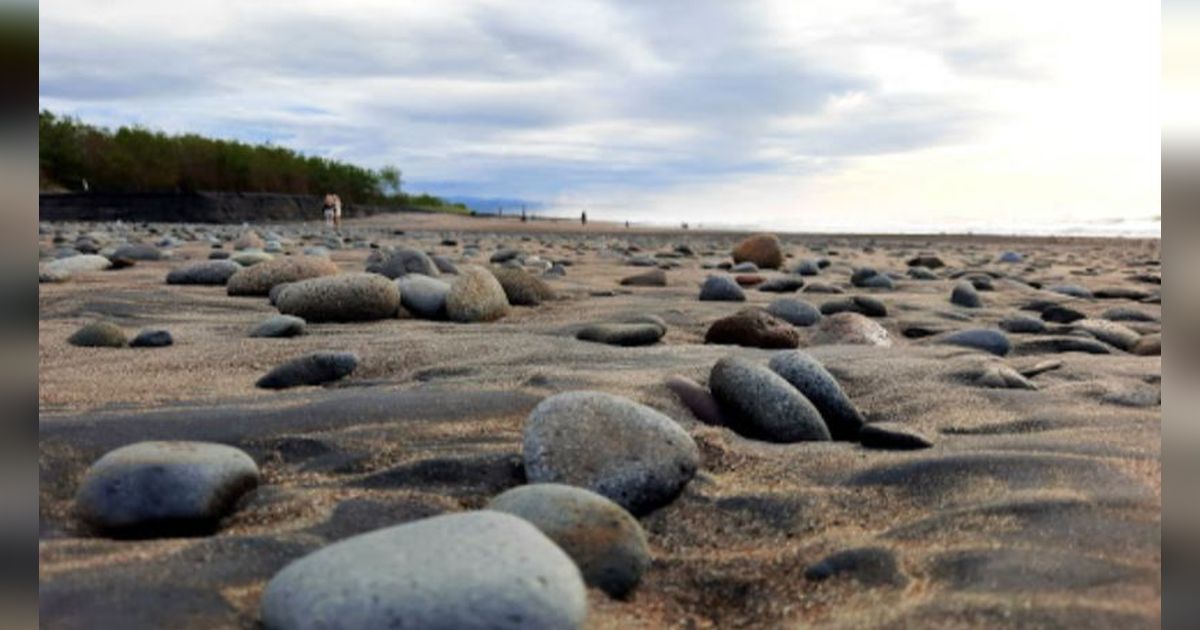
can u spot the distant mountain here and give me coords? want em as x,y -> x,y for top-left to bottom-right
440,195 -> 545,214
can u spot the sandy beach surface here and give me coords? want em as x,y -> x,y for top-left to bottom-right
39,213 -> 1161,628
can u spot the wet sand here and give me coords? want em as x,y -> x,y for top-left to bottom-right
39,214 -> 1161,628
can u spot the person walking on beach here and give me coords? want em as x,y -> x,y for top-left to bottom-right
323,193 -> 342,230
581,211 -> 587,225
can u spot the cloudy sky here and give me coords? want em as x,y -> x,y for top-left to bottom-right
40,0 -> 1160,233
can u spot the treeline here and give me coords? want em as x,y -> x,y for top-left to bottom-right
38,111 -> 466,211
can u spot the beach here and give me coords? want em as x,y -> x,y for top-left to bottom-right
39,213 -> 1161,628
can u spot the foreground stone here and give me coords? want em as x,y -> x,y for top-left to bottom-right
397,274 -> 452,319
767,351 -> 865,440
731,233 -> 784,269
256,352 -> 358,389
226,256 -> 340,296
709,357 -> 831,442
446,265 -> 511,323
488,484 -> 650,599
523,391 -> 699,515
68,321 -> 126,347
704,308 -> 800,349
260,511 -> 587,630
276,273 -> 400,322
75,441 -> 259,537
492,267 -> 555,306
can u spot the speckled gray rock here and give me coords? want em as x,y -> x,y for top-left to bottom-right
43,254 -> 112,276
256,352 -> 358,389
766,297 -> 822,327
130,329 -> 173,348
523,391 -> 699,515
166,260 -> 241,285
951,282 -> 983,308
1072,319 -> 1140,352
68,321 -> 127,347
767,351 -> 865,440
698,275 -> 746,301
937,329 -> 1010,356
576,323 -> 664,347
75,441 -> 259,536
397,274 -> 452,319
260,511 -> 587,630
446,265 -> 511,322
492,267 -> 555,306
251,315 -> 306,338
226,256 -> 340,296
710,357 -> 831,443
488,484 -> 650,599
367,247 -> 440,278
276,273 -> 401,322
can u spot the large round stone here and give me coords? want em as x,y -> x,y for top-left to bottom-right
523,391 -> 699,515
276,273 -> 400,322
704,308 -> 799,349
260,511 -> 587,630
166,260 -> 242,285
256,352 -> 359,389
767,350 -> 865,441
709,357 -> 831,442
397,274 -> 452,319
731,233 -> 784,269
75,441 -> 259,536
488,484 -> 650,599
492,267 -> 555,306
227,256 -> 340,296
446,265 -> 510,323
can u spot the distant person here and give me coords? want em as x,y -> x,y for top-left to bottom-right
625,220 -> 630,228
581,211 -> 587,225
521,207 -> 527,222
323,193 -> 342,230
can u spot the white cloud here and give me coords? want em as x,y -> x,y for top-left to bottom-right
39,0 -> 1159,233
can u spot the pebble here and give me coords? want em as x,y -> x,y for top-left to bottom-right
112,243 -> 164,261
767,350 -> 865,440
166,260 -> 242,285
522,391 -> 699,515
68,321 -> 127,347
664,375 -> 726,425
397,274 -> 452,319
492,267 -> 555,306
1072,319 -> 1141,352
804,547 -> 909,587
42,254 -> 112,275
820,296 -> 887,318
256,352 -> 359,389
907,267 -> 938,280
999,315 -> 1046,333
698,275 -> 746,301
793,259 -> 820,276
490,248 -> 523,264
858,424 -> 933,450
997,251 -> 1024,263
431,255 -> 459,275
226,256 -> 340,296
75,441 -> 259,536
1131,333 -> 1161,356
231,251 -> 274,266
709,357 -> 831,442
1041,304 -> 1088,324
950,282 -> 983,308
1047,284 -> 1094,299
937,329 -> 1011,356
730,262 -> 759,273
976,365 -> 1037,389
276,273 -> 401,322
731,233 -> 784,269
704,308 -> 800,349
1101,307 -> 1158,323
811,312 -> 892,347
907,254 -> 945,269
446,265 -> 511,322
765,297 -> 822,327
757,277 -> 805,293
250,314 -> 307,338
260,511 -> 587,630
130,329 -> 173,348
366,247 -> 440,278
488,484 -> 650,599
620,268 -> 667,286
576,323 -> 664,347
